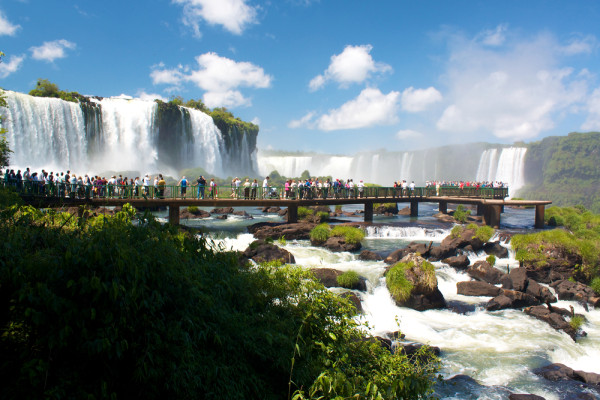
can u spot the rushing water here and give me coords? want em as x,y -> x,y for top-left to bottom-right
178,204 -> 599,399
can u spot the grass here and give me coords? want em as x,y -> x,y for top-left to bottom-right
486,254 -> 496,266
330,225 -> 365,245
474,225 -> 495,242
591,277 -> 600,294
386,263 -> 414,303
450,225 -> 464,238
187,205 -> 199,213
569,315 -> 585,331
298,206 -> 313,219
310,223 -> 331,243
453,205 -> 471,223
336,271 -> 361,289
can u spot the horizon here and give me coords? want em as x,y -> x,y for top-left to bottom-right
1,1 -> 600,155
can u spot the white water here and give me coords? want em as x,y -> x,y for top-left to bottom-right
476,147 -> 528,193
185,107 -> 223,176
203,219 -> 600,398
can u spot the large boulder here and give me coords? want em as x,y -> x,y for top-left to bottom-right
486,289 -> 539,311
525,279 -> 557,304
467,261 -> 506,284
520,242 -> 584,283
385,248 -> 410,264
428,243 -> 459,261
242,240 -> 296,264
534,363 -> 600,389
483,241 -> 509,259
248,222 -> 316,241
310,269 -> 367,291
180,208 -> 211,219
550,280 -> 600,307
501,268 -> 529,292
211,207 -> 234,214
386,254 -> 446,311
509,394 -> 546,400
442,254 -> 470,269
323,236 -> 362,252
457,281 -> 502,297
524,305 -> 577,340
359,250 -> 383,261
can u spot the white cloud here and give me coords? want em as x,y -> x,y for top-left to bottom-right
401,87 -> 442,112
396,129 -> 423,140
581,87 -> 600,130
173,0 -> 258,37
0,54 -> 25,78
478,24 -> 508,46
309,45 -> 391,91
137,91 -> 167,102
560,35 -> 597,55
30,39 -> 76,62
288,111 -> 316,128
0,11 -> 20,36
317,88 -> 399,131
436,30 -> 589,141
250,117 -> 260,126
152,52 -> 271,108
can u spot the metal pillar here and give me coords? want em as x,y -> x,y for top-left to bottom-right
483,205 -> 501,228
287,204 -> 298,223
439,201 -> 447,214
410,200 -> 419,217
535,204 -> 545,229
364,202 -> 373,222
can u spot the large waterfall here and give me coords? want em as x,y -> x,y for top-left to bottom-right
1,91 -> 256,176
258,145 -> 529,193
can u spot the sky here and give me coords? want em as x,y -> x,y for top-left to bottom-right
1,0 -> 600,155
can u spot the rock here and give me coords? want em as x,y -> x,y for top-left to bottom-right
483,241 -> 509,258
467,261 -> 506,284
442,254 -> 470,269
521,242 -> 584,283
359,250 -> 383,261
551,280 -> 600,307
232,210 -> 251,218
322,236 -> 362,252
385,248 -> 410,264
278,208 -> 288,216
428,243 -> 458,261
215,214 -> 227,220
397,342 -> 441,362
501,267 -> 529,291
398,206 -> 411,216
180,208 -> 210,219
340,291 -> 363,313
486,289 -> 539,311
242,240 -> 295,264
248,222 -> 316,241
534,363 -> 600,388
262,206 -> 281,213
211,207 -> 234,214
525,279 -> 557,303
524,305 -> 576,340
433,212 -> 456,223
457,281 -> 502,297
310,268 -> 342,287
459,228 -> 484,251
509,394 -> 546,400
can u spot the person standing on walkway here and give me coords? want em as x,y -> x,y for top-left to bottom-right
262,176 -> 270,198
178,176 -> 188,199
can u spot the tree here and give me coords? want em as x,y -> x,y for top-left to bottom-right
28,78 -> 61,98
0,51 -> 12,168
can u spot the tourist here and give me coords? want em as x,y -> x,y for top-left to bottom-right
262,176 -> 270,199
251,179 -> 258,199
178,176 -> 188,199
243,178 -> 251,199
196,175 -> 206,199
158,175 -> 166,198
209,178 -> 217,198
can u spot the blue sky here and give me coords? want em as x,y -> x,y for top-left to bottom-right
1,0 -> 600,154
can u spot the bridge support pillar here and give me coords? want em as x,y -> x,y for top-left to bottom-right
168,205 -> 180,225
535,205 -> 545,229
483,205 -> 501,228
477,204 -> 484,216
287,205 -> 298,223
364,202 -> 373,222
410,200 -> 419,217
438,201 -> 447,214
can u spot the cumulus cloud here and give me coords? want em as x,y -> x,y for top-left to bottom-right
560,34 -> 597,55
0,54 -> 25,78
151,52 -> 272,108
0,10 -> 20,36
581,87 -> 600,130
436,30 -> 589,141
317,88 -> 399,131
396,129 -> 423,140
401,87 -> 442,112
288,111 -> 316,128
309,45 -> 391,91
30,39 -> 76,62
173,0 -> 258,37
477,24 -> 508,46
137,91 -> 167,102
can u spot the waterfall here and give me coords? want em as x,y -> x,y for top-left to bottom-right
495,147 -> 527,192
1,91 -> 256,176
476,149 -> 499,182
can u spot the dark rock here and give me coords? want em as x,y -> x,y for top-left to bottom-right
485,294 -> 513,311
384,248 -> 409,264
406,241 -> 431,257
501,267 -> 529,291
215,214 -> 227,220
524,305 -> 576,340
249,222 -> 316,241
211,207 -> 234,214
262,206 -> 281,213
322,236 -> 362,252
340,291 -> 363,313
242,240 -> 295,264
509,394 -> 546,400
526,279 -> 557,303
486,289 -> 539,311
359,250 -> 383,261
180,208 -> 211,219
398,342 -> 441,361
232,210 -> 251,218
310,268 -> 342,287
457,281 -> 502,297
534,363 -> 600,388
278,208 -> 288,216
398,206 -> 411,216
446,300 -> 477,314
428,243 -> 458,261
442,254 -> 470,269
551,280 -> 600,307
467,261 -> 506,284
483,241 -> 509,258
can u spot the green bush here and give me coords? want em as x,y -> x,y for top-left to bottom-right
187,205 -> 199,213
486,254 -> 497,266
298,206 -> 313,220
330,225 -> 365,245
386,263 -> 414,303
316,211 -> 330,222
336,271 -> 361,289
569,315 -> 585,331
0,204 -> 439,400
310,223 -> 331,243
450,225 -> 464,238
453,205 -> 471,223
474,225 -> 495,242
591,277 -> 600,294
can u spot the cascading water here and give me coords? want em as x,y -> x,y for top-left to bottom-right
476,147 -> 527,192
1,91 -> 256,176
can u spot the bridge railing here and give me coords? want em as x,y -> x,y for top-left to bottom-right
1,180 -> 509,201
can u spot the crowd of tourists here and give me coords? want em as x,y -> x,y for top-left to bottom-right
2,167 -> 508,200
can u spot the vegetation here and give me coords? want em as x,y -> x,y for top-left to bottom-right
521,132 -> 600,213
591,277 -> 600,294
336,271 -> 361,289
569,315 -> 585,332
450,225 -> 464,238
473,225 -> 495,242
0,199 -> 439,399
309,223 -> 330,244
210,107 -> 258,135
486,254 -> 497,267
453,205 -> 471,223
386,260 -> 436,304
28,78 -> 87,103
0,51 -> 11,168
330,225 -> 365,245
187,205 -> 199,213
298,206 -> 313,220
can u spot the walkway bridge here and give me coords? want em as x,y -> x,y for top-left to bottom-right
10,184 -> 551,228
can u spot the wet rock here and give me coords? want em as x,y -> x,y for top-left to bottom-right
525,279 -> 557,303
524,305 -> 576,340
397,342 -> 441,362
428,243 -> 458,261
322,236 -> 362,252
242,240 -> 295,264
211,207 -> 234,214
384,248 -> 410,264
457,281 -> 502,297
359,250 -> 383,261
501,267 -> 529,292
534,363 -> 600,389
486,289 -> 539,311
248,222 -> 316,241
232,210 -> 251,218
509,394 -> 546,400
262,206 -> 281,213
215,214 -> 227,220
550,280 -> 600,307
180,208 -> 210,219
442,254 -> 470,269
483,241 -> 509,259
467,261 -> 506,284
340,291 -> 363,313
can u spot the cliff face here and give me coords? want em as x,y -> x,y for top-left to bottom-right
521,132 -> 600,212
211,113 -> 259,177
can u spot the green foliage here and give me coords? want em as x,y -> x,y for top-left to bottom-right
210,107 -> 259,135
450,225 -> 464,238
278,236 -> 287,246
330,225 -> 365,245
184,98 -> 210,113
187,205 -> 199,213
453,205 -> 471,223
0,186 -> 23,208
298,206 -> 314,220
310,223 -> 330,244
386,263 -> 414,303
334,205 -> 343,213
0,205 -> 438,399
569,315 -> 585,331
336,271 -> 360,289
316,211 -> 330,222
28,78 -> 83,103
486,254 -> 497,267
0,71 -> 11,168
474,225 -> 495,242
591,277 -> 600,294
